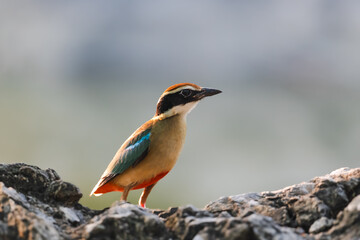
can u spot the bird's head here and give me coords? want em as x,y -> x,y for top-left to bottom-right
155,83 -> 221,119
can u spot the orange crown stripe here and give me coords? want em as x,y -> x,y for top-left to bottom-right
164,83 -> 201,93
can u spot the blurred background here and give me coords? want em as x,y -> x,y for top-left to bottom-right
1,1 -> 360,210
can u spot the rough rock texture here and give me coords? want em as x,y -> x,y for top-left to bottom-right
0,163 -> 360,240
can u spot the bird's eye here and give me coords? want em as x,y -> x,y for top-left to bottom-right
180,89 -> 192,98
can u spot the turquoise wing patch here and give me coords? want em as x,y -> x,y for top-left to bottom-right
100,127 -> 151,185
115,129 -> 151,172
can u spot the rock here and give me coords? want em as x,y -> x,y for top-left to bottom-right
312,178 -> 348,215
245,214 -> 306,240
45,180 -> 82,206
0,182 -> 61,240
309,217 -> 333,234
0,163 -> 81,206
0,163 -> 360,239
0,163 -> 97,240
290,195 -> 331,230
82,202 -> 170,240
59,206 -> 81,225
316,195 -> 360,240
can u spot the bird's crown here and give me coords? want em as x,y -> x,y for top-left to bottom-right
162,83 -> 202,96
155,83 -> 221,119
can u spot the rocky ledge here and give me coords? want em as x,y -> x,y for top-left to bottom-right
0,163 -> 359,240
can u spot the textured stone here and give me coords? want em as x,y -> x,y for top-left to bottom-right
0,163 -> 360,240
316,195 -> 360,240
0,163 -> 81,206
82,202 -> 169,240
45,180 -> 82,206
309,217 -> 333,234
0,183 -> 61,240
290,196 -> 331,230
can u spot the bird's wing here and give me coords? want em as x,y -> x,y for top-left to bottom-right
95,122 -> 152,190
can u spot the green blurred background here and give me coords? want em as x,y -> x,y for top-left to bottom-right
1,1 -> 360,210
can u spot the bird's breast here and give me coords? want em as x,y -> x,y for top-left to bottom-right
149,115 -> 187,169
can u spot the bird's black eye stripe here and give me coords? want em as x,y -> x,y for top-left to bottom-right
156,88 -> 197,115
180,89 -> 192,98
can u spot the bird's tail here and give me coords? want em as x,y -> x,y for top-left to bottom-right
89,179 -> 104,197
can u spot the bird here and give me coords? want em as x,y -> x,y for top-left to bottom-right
90,83 -> 221,208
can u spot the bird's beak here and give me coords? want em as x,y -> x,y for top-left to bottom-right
194,88 -> 222,100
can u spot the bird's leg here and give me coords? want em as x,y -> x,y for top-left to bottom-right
121,186 -> 132,202
139,183 -> 156,208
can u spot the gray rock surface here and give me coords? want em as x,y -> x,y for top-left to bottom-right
0,163 -> 359,239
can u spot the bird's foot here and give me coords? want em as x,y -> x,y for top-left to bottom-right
119,200 -> 131,205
